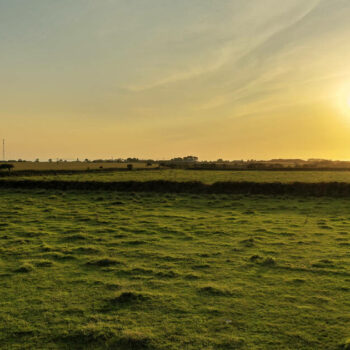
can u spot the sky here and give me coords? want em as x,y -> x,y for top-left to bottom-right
2,0 -> 350,161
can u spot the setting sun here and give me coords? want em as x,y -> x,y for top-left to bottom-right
334,82 -> 350,119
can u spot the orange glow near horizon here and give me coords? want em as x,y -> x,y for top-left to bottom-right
2,1 -> 350,161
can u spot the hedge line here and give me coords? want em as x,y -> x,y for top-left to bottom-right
1,179 -> 350,196
0,168 -> 154,177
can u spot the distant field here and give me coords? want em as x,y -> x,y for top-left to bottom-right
1,188 -> 350,349
5,162 -> 156,171
5,169 -> 350,184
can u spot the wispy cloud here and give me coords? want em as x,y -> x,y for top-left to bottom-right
124,45 -> 233,92
123,0 -> 321,98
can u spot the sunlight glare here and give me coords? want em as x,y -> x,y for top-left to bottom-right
335,83 -> 350,118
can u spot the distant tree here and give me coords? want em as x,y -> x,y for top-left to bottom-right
127,164 -> 133,170
35,158 -> 39,162
183,156 -> 198,162
171,156 -> 199,162
0,164 -> 14,172
247,162 -> 267,169
48,159 -> 52,163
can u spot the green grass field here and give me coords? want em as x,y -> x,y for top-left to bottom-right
5,169 -> 350,184
1,188 -> 350,349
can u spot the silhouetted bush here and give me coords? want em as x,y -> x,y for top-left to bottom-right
0,164 -> 14,172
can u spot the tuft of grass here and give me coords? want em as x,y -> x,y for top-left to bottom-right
63,234 -> 88,241
312,259 -> 335,268
111,201 -> 124,205
288,278 -> 306,285
260,257 -> 276,266
70,246 -> 101,254
14,263 -> 34,273
198,285 -> 232,296
155,270 -> 178,278
107,291 -> 149,305
240,238 -> 255,247
43,252 -> 76,260
86,258 -> 123,267
249,254 -> 262,262
34,259 -> 54,267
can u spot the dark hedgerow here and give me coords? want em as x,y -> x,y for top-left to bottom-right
1,179 -> 350,196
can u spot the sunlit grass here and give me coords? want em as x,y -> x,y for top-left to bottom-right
5,169 -> 350,184
1,188 -> 350,349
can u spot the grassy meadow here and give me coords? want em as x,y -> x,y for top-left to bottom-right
5,169 -> 350,184
1,186 -> 350,349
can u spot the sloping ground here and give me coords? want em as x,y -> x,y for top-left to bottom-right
0,189 -> 350,349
